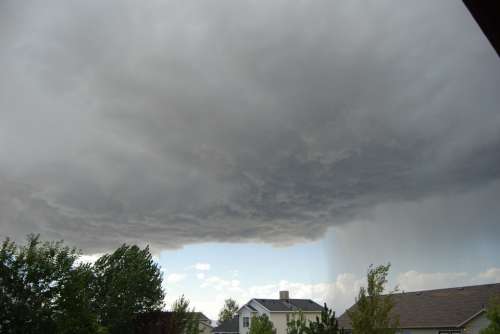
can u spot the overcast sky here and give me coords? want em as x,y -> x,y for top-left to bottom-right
1,0 -> 499,319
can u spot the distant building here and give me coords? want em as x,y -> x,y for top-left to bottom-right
338,283 -> 500,334
237,291 -> 323,334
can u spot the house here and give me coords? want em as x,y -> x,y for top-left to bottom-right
135,311 -> 212,334
338,283 -> 500,334
237,291 -> 324,334
213,315 -> 239,334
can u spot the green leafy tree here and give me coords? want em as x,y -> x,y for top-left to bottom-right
287,305 -> 343,334
347,264 -> 399,334
309,304 -> 342,334
249,314 -> 275,334
218,298 -> 240,323
171,295 -> 201,334
92,244 -> 164,334
55,263 -> 108,334
0,235 -> 103,334
480,297 -> 500,334
186,313 -> 201,334
287,311 -> 309,334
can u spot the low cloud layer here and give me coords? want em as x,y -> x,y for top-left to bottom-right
1,0 -> 499,252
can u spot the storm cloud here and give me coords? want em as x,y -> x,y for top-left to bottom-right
1,0 -> 499,252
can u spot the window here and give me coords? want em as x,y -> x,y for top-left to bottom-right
243,317 -> 250,328
438,331 -> 461,334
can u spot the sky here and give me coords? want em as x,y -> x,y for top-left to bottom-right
1,0 -> 500,320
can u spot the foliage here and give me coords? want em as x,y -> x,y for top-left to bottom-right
287,305 -> 343,334
249,314 -> 275,334
309,304 -> 342,334
0,235 -> 103,334
287,311 -> 309,334
0,235 -> 164,334
480,297 -> 500,334
347,264 -> 399,334
92,244 -> 165,334
54,263 -> 108,334
218,298 -> 240,323
171,295 -> 201,334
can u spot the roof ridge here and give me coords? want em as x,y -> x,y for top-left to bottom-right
394,282 -> 500,296
255,298 -> 316,301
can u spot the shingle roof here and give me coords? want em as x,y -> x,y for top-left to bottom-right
244,304 -> 258,312
195,312 -> 212,324
254,299 -> 324,312
213,316 -> 239,333
338,283 -> 500,329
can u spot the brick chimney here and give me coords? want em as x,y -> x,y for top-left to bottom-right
279,290 -> 290,300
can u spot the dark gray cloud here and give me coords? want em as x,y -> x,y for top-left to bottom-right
1,0 -> 499,252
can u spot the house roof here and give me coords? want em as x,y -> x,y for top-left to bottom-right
134,311 -> 212,333
213,316 -> 239,333
253,299 -> 324,312
194,312 -> 212,324
338,283 -> 500,329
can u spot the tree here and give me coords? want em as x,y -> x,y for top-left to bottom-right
171,295 -> 201,334
218,298 -> 240,323
347,264 -> 399,334
287,305 -> 343,334
0,235 -> 103,334
309,304 -> 342,334
287,311 -> 309,334
92,244 -> 164,334
480,297 -> 500,334
249,314 -> 275,334
54,263 -> 108,334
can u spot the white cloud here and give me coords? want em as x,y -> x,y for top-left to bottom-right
475,268 -> 500,282
194,263 -> 211,271
166,273 -> 187,284
397,267 -> 500,292
197,273 -> 206,280
397,270 -> 469,292
200,276 -> 241,292
74,253 -> 103,265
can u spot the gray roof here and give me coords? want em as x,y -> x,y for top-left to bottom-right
195,312 -> 212,324
245,304 -> 257,312
338,283 -> 500,329
213,316 -> 239,333
254,299 -> 324,312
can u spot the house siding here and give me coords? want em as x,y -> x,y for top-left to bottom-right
238,303 -> 321,334
397,329 -> 455,334
199,322 -> 212,334
270,312 -> 321,334
239,308 -> 257,334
